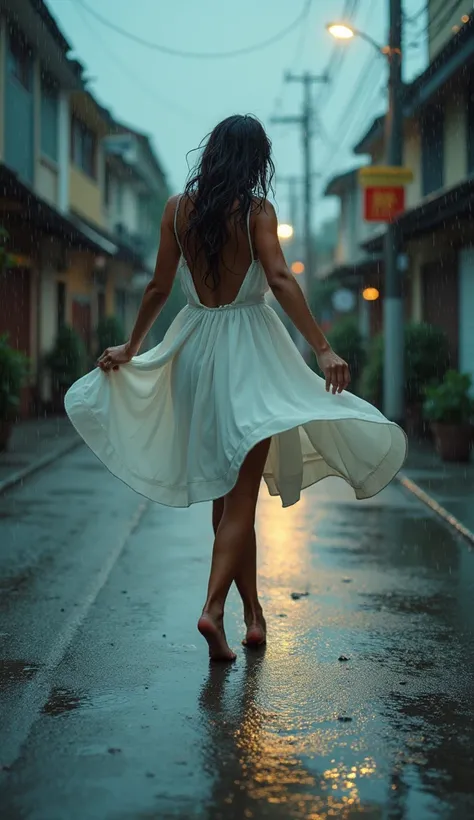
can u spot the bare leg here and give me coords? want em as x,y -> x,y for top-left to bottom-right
199,438 -> 271,661
212,499 -> 266,647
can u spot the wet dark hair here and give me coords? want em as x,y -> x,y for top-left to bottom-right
183,114 -> 275,290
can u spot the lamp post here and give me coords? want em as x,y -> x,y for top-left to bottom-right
327,0 -> 405,425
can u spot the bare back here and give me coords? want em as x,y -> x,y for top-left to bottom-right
174,195 -> 255,309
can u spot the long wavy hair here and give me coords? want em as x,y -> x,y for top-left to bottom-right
183,114 -> 275,290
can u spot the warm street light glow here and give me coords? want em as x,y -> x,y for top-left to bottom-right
362,287 -> 380,301
277,223 -> 294,240
327,23 -> 355,40
291,261 -> 305,274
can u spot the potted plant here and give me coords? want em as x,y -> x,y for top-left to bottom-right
423,370 -> 474,462
45,326 -> 86,414
360,322 -> 451,436
0,334 -> 29,451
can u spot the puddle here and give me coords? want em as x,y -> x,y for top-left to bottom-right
0,659 -> 39,685
42,687 -> 85,715
43,687 -> 134,716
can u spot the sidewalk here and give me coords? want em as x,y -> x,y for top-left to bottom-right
0,416 -> 80,493
400,438 -> 474,540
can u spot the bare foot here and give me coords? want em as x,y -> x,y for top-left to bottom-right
242,611 -> 266,648
197,613 -> 236,662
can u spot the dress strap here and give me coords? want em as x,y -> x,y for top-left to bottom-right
247,206 -> 255,262
174,195 -> 184,255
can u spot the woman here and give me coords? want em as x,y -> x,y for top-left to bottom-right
65,115 -> 407,662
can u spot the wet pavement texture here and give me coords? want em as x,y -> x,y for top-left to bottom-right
404,439 -> 474,533
1,446 -> 474,819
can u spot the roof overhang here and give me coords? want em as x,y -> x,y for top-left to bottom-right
0,162 -> 149,269
0,0 -> 84,90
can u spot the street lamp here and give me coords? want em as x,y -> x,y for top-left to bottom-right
277,223 -> 294,240
326,1 -> 405,426
326,22 -> 386,54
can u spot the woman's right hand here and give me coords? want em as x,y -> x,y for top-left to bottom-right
316,347 -> 351,394
97,342 -> 136,373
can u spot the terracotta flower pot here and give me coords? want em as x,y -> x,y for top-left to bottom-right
431,422 -> 472,462
0,419 -> 13,452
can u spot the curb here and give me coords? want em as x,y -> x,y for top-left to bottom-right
0,437 -> 82,496
397,472 -> 474,548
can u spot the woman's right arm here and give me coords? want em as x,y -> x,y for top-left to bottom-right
254,201 -> 350,394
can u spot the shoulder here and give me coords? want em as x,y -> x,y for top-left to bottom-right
252,198 -> 277,227
161,195 -> 187,231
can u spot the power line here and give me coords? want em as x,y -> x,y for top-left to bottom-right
72,1 -> 205,122
429,0 -> 467,38
316,0 -> 362,110
403,3 -> 427,24
75,0 -> 313,60
270,0 -> 315,117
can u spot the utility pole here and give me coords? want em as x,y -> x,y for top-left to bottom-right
384,0 -> 404,424
278,175 -> 300,230
271,72 -> 327,289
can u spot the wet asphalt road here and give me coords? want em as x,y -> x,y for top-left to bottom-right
1,446 -> 474,820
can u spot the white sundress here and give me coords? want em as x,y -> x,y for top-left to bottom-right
65,202 -> 407,508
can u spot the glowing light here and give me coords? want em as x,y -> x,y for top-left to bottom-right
291,261 -> 305,274
461,14 -> 470,24
327,22 -> 355,40
452,24 -> 460,32
277,223 -> 294,240
362,286 -> 380,301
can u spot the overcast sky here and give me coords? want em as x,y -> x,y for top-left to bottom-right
49,0 -> 428,228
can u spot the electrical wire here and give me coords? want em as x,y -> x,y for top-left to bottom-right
75,0 -> 313,60
71,0 -> 204,122
429,0 -> 467,38
269,0 -> 315,118
404,3 -> 427,24
317,53 -> 385,184
316,0 -> 361,109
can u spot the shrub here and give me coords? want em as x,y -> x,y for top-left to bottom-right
326,316 -> 367,393
423,370 -> 474,424
45,325 -> 86,390
96,316 -> 125,357
360,322 -> 451,407
0,334 -> 29,420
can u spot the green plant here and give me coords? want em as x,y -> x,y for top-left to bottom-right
360,322 -> 451,406
423,370 -> 474,424
45,325 -> 86,390
326,316 -> 367,393
96,316 -> 125,357
0,226 -> 15,273
0,334 -> 29,420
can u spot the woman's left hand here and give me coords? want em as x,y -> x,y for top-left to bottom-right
97,343 -> 134,373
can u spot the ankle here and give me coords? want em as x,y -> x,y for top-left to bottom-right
202,600 -> 224,621
244,602 -> 263,623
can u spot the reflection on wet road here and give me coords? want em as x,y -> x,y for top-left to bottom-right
0,448 -> 473,819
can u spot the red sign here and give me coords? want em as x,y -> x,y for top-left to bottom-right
364,186 -> 405,223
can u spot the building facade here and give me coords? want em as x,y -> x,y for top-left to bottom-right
325,7 -> 474,383
0,0 -> 169,414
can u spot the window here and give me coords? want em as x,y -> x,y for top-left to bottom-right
41,75 -> 59,162
71,116 -> 97,178
421,104 -> 444,196
57,282 -> 66,329
7,31 -> 32,91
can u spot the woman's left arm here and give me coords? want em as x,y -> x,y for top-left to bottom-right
97,195 -> 181,372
